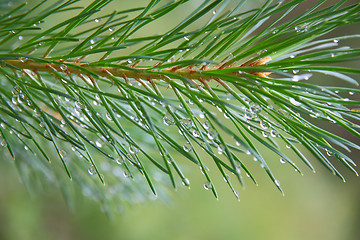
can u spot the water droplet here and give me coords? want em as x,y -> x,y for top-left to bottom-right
183,36 -> 189,41
95,140 -> 102,148
289,97 -> 301,106
180,118 -> 193,129
207,128 -> 218,140
182,178 -> 190,186
90,39 -> 95,44
260,120 -> 270,129
275,179 -> 280,187
192,130 -> 200,137
204,181 -> 212,190
163,113 -> 174,126
247,126 -> 254,132
212,10 -> 216,14
202,121 -> 210,130
280,157 -> 287,164
262,131 -> 268,138
183,142 -> 192,152
94,19 -> 99,23
290,55 -> 295,59
18,35 -> 23,40
108,28 -> 113,32
349,92 -> 354,95
123,169 -> 131,178
217,144 -> 225,154
129,145 -> 139,154
333,39 -> 339,43
199,112 -> 205,119
249,104 -> 261,114
88,165 -> 96,175
235,141 -> 241,146
75,101 -> 84,110
24,145 -> 29,151
286,144 -> 291,149
116,157 -> 124,165
59,64 -> 67,71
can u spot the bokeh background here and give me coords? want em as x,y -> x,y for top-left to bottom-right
1,0 -> 360,239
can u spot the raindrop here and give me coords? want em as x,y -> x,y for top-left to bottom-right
217,144 -> 225,154
207,128 -> 218,140
286,144 -> 291,149
59,64 -> 67,71
129,145 -> 139,154
18,36 -> 23,40
183,36 -> 189,41
202,121 -> 210,130
270,130 -> 278,137
88,165 -> 96,175
24,145 -> 29,151
95,140 -> 102,148
180,118 -> 193,129
182,178 -> 190,186
289,97 -> 301,106
90,39 -> 95,44
116,157 -> 124,165
212,10 -> 216,14
333,39 -> 339,43
199,112 -> 205,119
192,130 -> 200,138
260,120 -> 270,129
123,169 -> 131,178
280,157 -> 287,164
204,181 -> 212,190
183,142 -> 192,152
75,101 -> 84,110
94,19 -> 99,23
106,112 -> 112,121
108,28 -> 113,32
262,131 -> 268,138
275,179 -> 280,187
163,113 -> 174,126
235,141 -> 241,146
349,92 -> 354,95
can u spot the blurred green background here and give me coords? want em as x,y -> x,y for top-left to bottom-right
1,0 -> 360,240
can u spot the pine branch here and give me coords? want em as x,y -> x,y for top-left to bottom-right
1,0 -> 360,212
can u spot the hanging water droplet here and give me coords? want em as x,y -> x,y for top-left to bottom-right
183,142 -> 192,152
204,181 -> 212,190
24,145 -> 29,151
289,97 -> 301,106
212,10 -> 216,14
180,118 -> 193,129
108,28 -> 113,32
247,126 -> 254,132
192,130 -> 200,137
349,92 -> 354,95
182,178 -> 190,186
123,169 -> 131,178
285,144 -> 291,149
183,36 -> 189,41
217,144 -> 225,154
207,128 -> 218,140
262,131 -> 268,138
274,179 -> 280,187
116,157 -> 124,165
270,130 -> 278,137
202,121 -> 210,130
235,141 -> 241,146
280,157 -> 287,164
129,145 -> 139,154
88,165 -> 96,175
333,39 -> 339,43
95,140 -> 102,148
106,112 -> 112,121
260,120 -> 270,129
163,113 -> 174,126
59,64 -> 67,71
75,101 -> 84,110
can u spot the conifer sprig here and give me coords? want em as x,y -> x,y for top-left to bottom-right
0,0 -> 359,210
